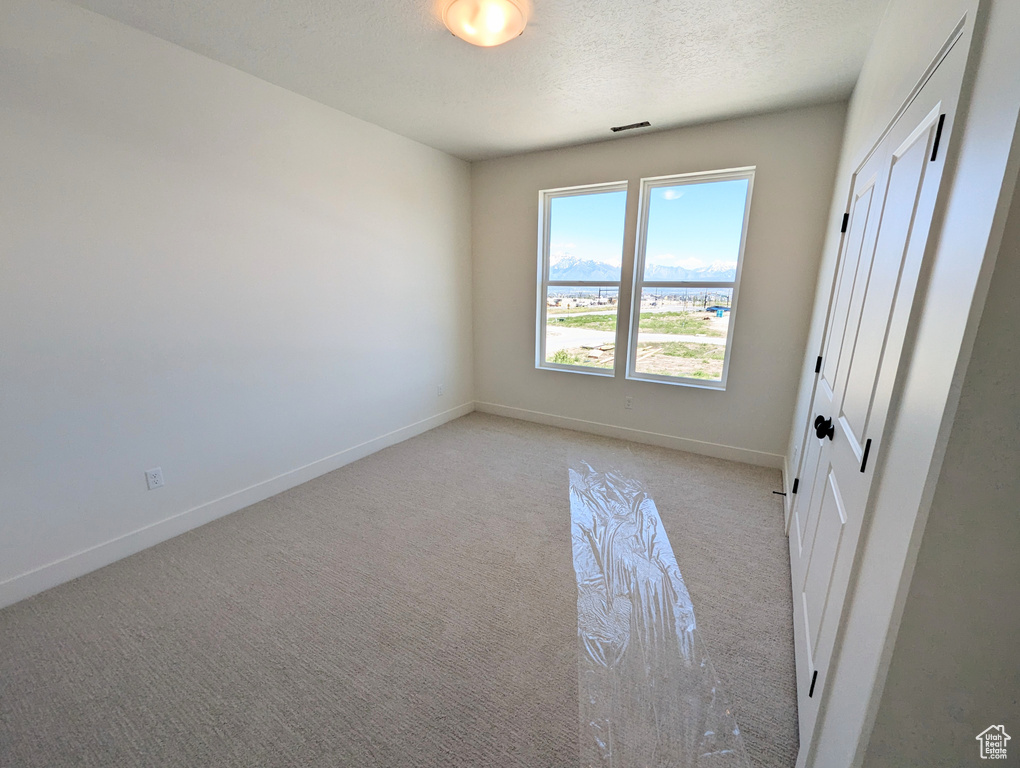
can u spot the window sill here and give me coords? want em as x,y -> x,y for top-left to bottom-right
626,371 -> 727,390
537,362 -> 615,377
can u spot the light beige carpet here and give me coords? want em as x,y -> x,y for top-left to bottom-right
0,413 -> 798,767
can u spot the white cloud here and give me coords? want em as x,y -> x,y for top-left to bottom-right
661,188 -> 686,201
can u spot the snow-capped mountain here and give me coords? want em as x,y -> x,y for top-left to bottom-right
643,261 -> 737,282
549,255 -> 736,282
548,256 -> 621,281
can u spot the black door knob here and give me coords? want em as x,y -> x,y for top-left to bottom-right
814,416 -> 834,441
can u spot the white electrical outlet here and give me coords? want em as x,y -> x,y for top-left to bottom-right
625,396 -> 633,410
145,467 -> 164,490
437,384 -> 444,397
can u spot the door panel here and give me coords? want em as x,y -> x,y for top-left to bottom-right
801,471 -> 847,658
795,434 -> 825,555
820,181 -> 877,391
829,195 -> 884,422
841,124 -> 936,449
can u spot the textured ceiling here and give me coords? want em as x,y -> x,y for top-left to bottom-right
64,0 -> 889,161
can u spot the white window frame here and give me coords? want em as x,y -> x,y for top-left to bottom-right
626,167 -> 755,390
536,181 -> 628,376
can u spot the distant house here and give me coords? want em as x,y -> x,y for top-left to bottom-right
549,297 -> 578,308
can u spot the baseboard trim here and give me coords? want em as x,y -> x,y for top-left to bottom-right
0,402 -> 476,610
474,401 -> 785,469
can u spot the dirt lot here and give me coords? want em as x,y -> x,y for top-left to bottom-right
547,310 -> 730,379
634,341 -> 724,380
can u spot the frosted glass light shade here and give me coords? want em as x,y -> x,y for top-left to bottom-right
443,0 -> 526,47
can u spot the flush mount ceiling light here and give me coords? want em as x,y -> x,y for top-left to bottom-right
443,0 -> 527,47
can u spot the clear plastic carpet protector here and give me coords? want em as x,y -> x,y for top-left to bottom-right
570,463 -> 750,767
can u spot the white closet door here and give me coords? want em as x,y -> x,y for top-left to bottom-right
787,37 -> 967,762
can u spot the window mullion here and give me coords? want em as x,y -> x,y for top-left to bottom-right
637,281 -> 737,290
546,281 -> 621,287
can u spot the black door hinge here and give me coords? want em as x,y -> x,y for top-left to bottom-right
860,438 -> 873,473
815,355 -> 823,373
792,478 -> 800,494
931,114 -> 946,161
840,213 -> 849,233
809,670 -> 819,697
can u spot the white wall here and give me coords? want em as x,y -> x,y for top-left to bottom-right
784,0 -> 1020,764
471,103 -> 847,467
0,0 -> 474,607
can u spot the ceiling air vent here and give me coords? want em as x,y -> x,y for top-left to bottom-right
610,121 -> 651,133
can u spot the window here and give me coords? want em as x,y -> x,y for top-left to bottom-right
537,182 -> 628,375
628,169 -> 754,388
536,168 -> 753,389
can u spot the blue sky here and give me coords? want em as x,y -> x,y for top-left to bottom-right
548,179 -> 749,276
549,190 -> 627,270
644,178 -> 749,274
